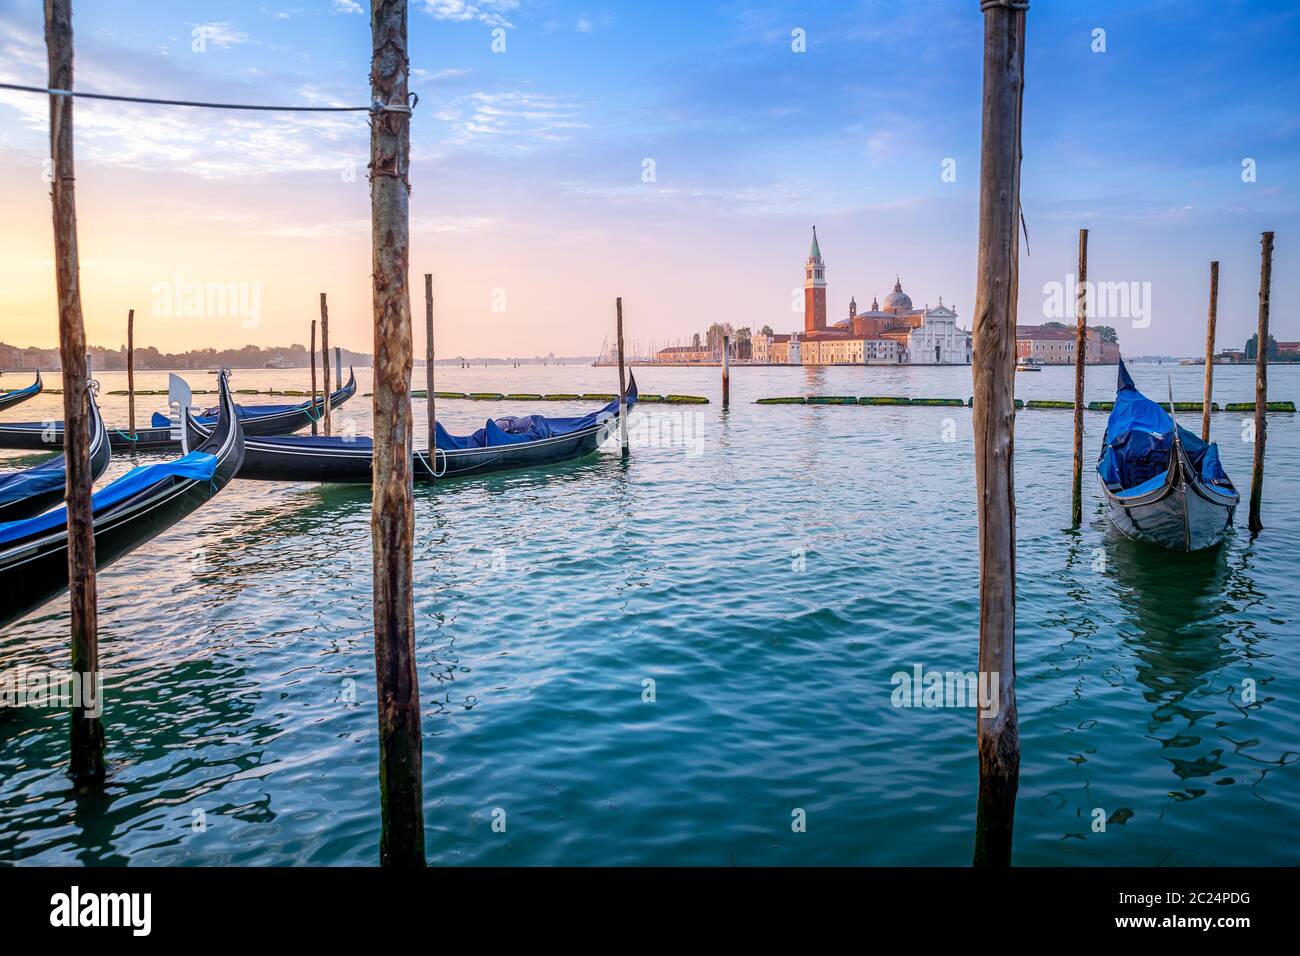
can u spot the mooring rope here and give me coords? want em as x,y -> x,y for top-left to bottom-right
0,82 -> 417,114
415,447 -> 446,479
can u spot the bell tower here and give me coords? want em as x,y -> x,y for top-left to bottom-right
804,226 -> 827,334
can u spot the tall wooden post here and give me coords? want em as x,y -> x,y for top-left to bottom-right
319,292 -> 332,437
369,0 -> 424,867
1248,232 -> 1273,533
616,297 -> 628,455
424,273 -> 436,466
971,0 -> 1026,868
335,346 -> 343,386
309,318 -> 318,436
45,0 -> 103,785
1070,228 -> 1087,528
126,308 -> 136,439
1201,261 -> 1219,441
722,334 -> 731,408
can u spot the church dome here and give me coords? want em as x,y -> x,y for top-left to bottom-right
883,277 -> 912,313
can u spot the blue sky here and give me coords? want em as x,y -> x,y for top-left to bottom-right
0,0 -> 1296,356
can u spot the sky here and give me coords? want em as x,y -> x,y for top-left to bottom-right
0,0 -> 1296,358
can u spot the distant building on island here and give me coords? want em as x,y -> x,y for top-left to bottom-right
1015,324 -> 1121,364
654,344 -> 715,364
753,228 -> 972,365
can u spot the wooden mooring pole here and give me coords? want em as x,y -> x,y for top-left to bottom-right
369,0 -> 424,867
616,297 -> 628,455
319,292 -> 332,437
46,0 -> 103,785
1070,228 -> 1087,528
1201,261 -> 1219,442
425,273 -> 435,466
126,308 -> 136,439
971,0 -> 1026,868
722,334 -> 731,408
309,318 -> 318,436
1248,231 -> 1273,533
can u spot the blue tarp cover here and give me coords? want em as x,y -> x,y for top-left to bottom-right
0,456 -> 66,509
1098,361 -> 1233,494
434,383 -> 635,450
0,452 -> 217,548
263,383 -> 636,453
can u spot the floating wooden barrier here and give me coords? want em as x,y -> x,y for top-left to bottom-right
1227,400 -> 1294,412
808,395 -> 857,405
756,396 -> 805,404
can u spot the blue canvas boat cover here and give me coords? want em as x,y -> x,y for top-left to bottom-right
0,456 -> 67,509
0,452 -> 217,548
249,380 -> 635,453
1098,360 -> 1232,493
435,382 -> 635,450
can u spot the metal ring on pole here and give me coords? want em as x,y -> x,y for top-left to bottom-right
980,0 -> 1028,9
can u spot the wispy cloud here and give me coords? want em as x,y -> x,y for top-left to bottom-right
192,22 -> 253,48
421,1 -> 520,29
436,90 -> 587,147
330,0 -> 363,14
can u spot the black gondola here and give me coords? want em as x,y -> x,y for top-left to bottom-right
0,370 -> 245,629
0,384 -> 111,522
186,375 -> 638,483
0,370 -> 42,413
0,368 -> 356,451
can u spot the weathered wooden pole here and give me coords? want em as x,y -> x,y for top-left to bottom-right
309,318 -> 318,436
1248,232 -> 1273,533
319,292 -> 332,437
126,308 -> 136,439
971,0 -> 1026,868
722,334 -> 731,408
335,346 -> 343,386
1201,261 -> 1219,441
369,0 -> 424,867
46,0 -> 103,785
615,297 -> 628,455
424,273 -> 435,466
1070,228 -> 1087,528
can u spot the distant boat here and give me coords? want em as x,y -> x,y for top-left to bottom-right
264,354 -> 289,369
1097,360 -> 1238,551
1015,357 -> 1042,372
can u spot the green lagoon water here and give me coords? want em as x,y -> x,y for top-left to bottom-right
1,361 -> 1296,866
